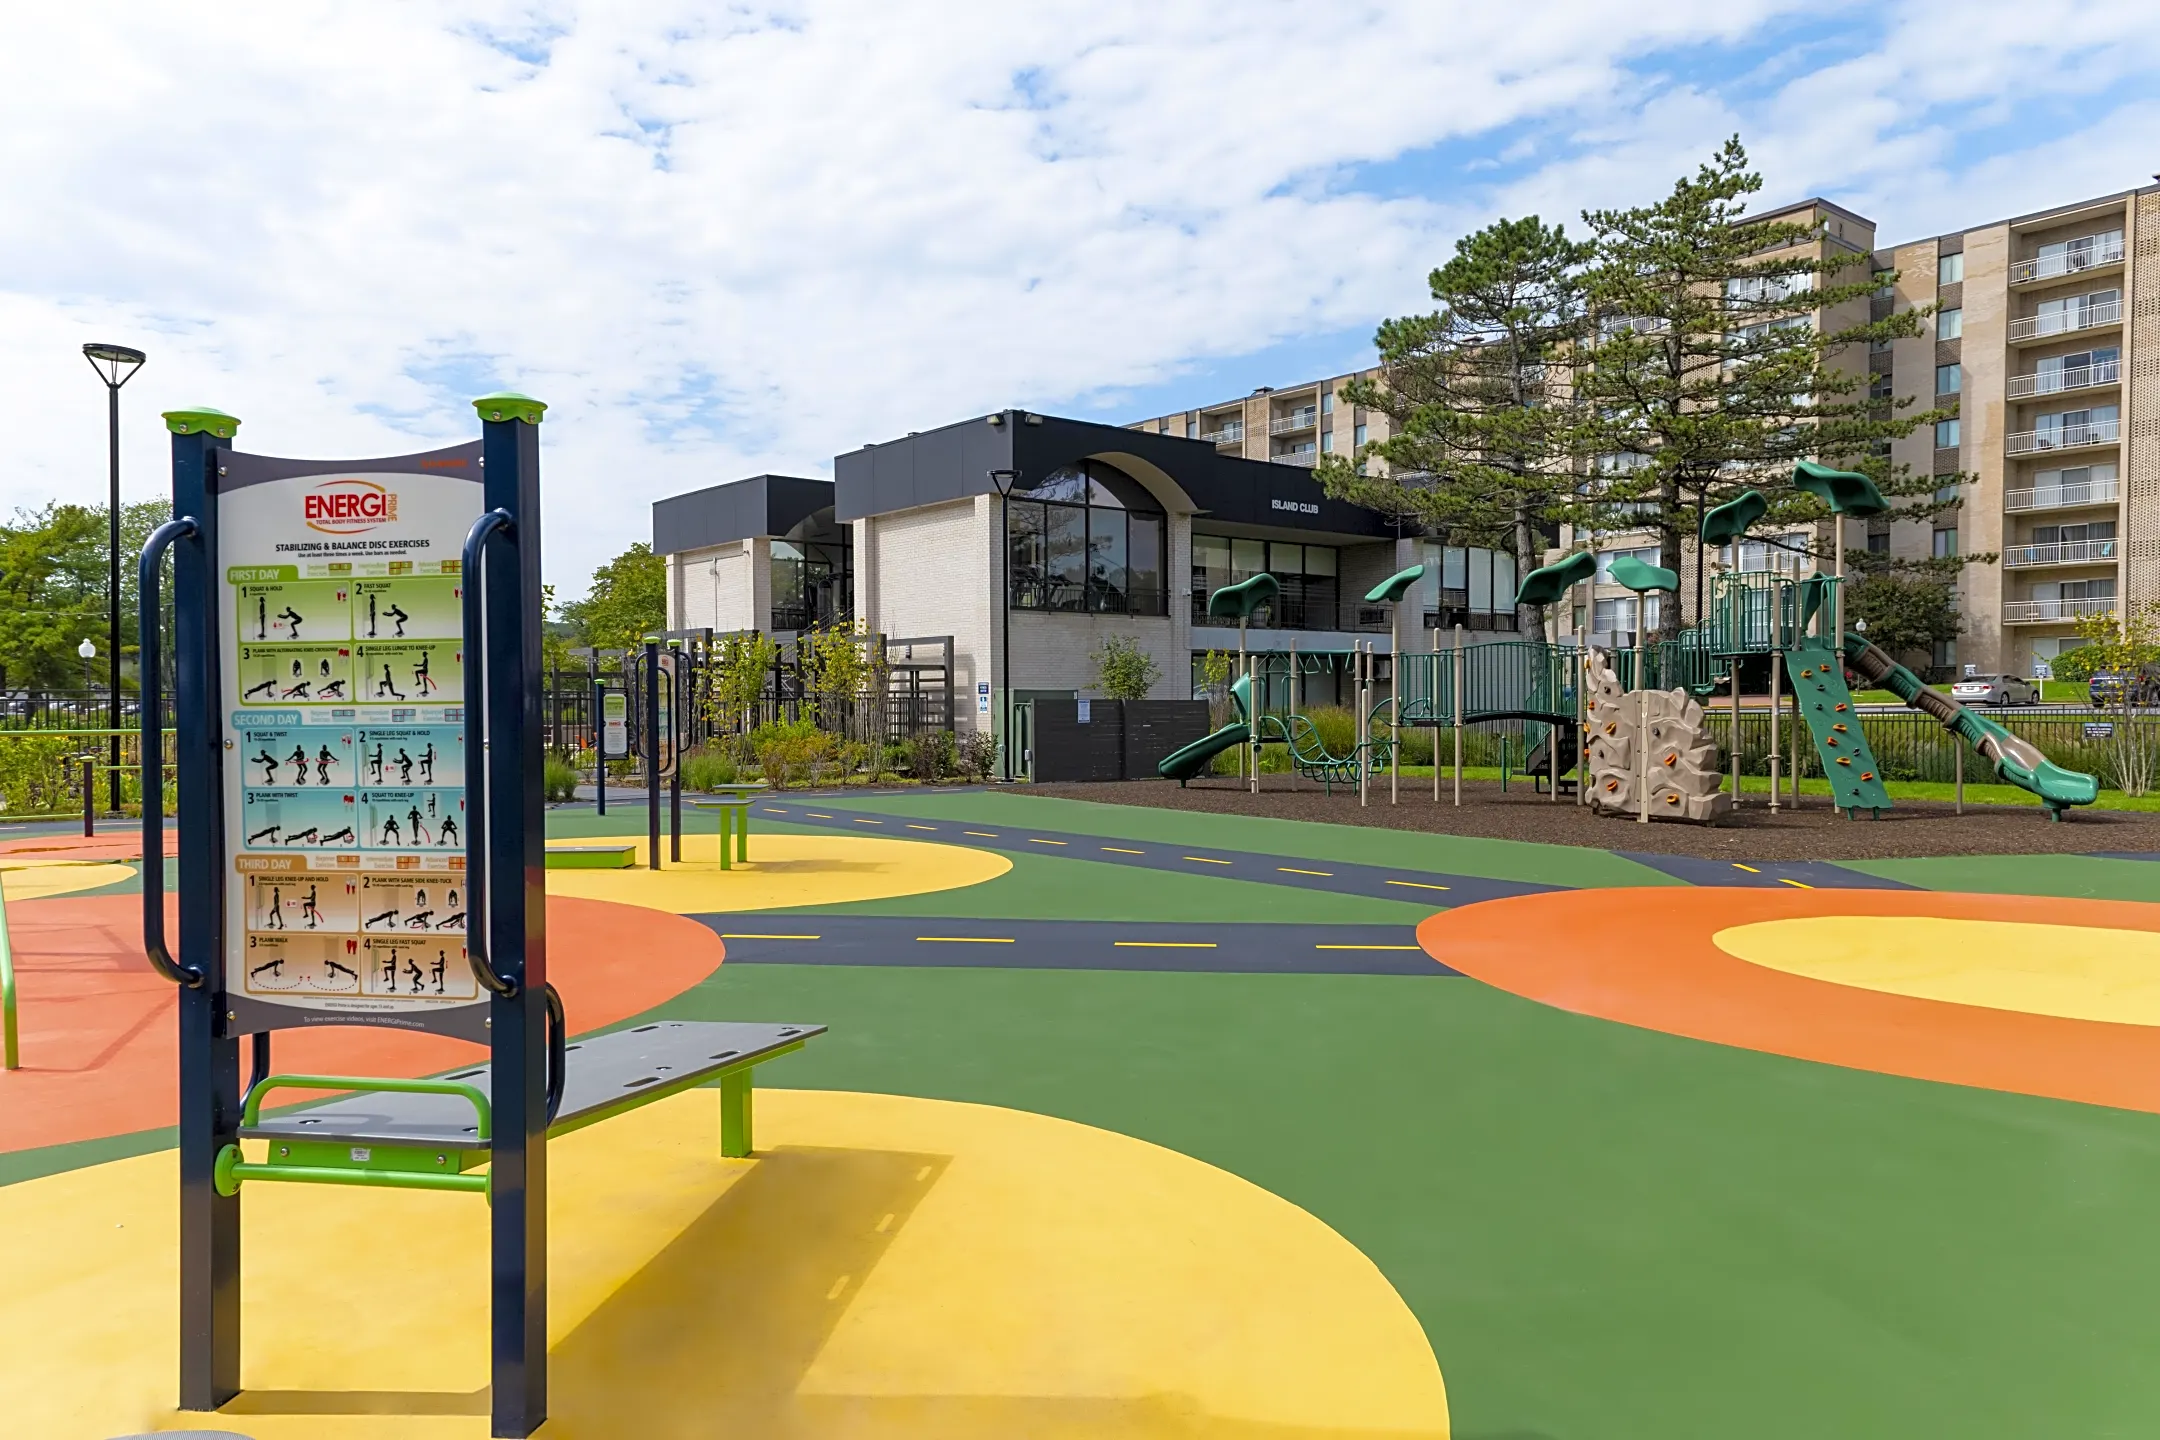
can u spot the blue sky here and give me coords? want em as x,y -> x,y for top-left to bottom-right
4,0 -> 2155,592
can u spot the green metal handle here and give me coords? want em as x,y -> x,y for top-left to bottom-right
214,1144 -> 489,1198
240,1073 -> 492,1139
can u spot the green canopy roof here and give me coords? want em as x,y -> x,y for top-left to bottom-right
1700,489 -> 1767,547
1206,572 -> 1281,622
1514,550 -> 1595,607
1793,461 -> 1887,518
1609,555 -> 1678,593
1363,563 -> 1426,605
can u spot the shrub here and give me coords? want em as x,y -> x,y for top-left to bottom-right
908,729 -> 956,782
2049,645 -> 2098,682
543,754 -> 581,803
957,730 -> 998,783
1091,634 -> 1161,701
881,741 -> 910,779
678,746 -> 739,792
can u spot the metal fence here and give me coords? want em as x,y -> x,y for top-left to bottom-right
1696,707 -> 2160,791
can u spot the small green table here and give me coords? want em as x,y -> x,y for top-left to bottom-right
689,781 -> 770,869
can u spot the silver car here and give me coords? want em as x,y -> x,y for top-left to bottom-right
1951,674 -> 2040,707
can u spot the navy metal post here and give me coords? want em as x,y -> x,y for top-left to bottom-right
164,406 -> 243,1413
645,639 -> 661,869
475,393 -> 550,1437
591,661 -> 606,817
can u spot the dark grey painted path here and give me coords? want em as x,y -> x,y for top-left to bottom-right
1614,852 -> 1919,890
696,915 -> 1451,976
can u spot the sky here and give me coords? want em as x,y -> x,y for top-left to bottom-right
4,1 -> 2156,595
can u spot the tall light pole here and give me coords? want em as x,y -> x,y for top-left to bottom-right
83,343 -> 146,814
988,467 -> 1020,782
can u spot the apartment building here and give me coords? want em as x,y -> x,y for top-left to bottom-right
1134,184 -> 2160,677
1875,184 -> 2157,677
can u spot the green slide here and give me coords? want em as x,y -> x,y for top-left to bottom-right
1159,674 -> 1254,786
1786,644 -> 1893,816
1841,634 -> 2099,818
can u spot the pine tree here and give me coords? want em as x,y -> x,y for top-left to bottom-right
1317,215 -> 1591,636
1573,136 -> 1952,642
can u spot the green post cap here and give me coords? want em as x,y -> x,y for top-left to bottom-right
162,407 -> 241,438
1609,554 -> 1678,594
1206,572 -> 1281,623
472,392 -> 547,425
1700,489 -> 1768,547
1363,562 -> 1426,606
1792,461 -> 1886,518
1514,549 -> 1596,607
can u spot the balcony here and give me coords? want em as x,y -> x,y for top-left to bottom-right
1268,409 -> 1318,435
2004,476 -> 2119,512
2010,235 -> 2126,286
2003,538 -> 2118,568
2003,597 -> 2116,624
1269,449 -> 1318,468
2008,357 -> 2119,400
2008,297 -> 2121,344
1012,579 -> 1168,617
2004,417 -> 2118,456
1204,424 -> 1244,447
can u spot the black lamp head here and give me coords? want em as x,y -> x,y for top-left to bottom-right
82,342 -> 147,387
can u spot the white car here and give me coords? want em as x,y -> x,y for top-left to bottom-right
1951,674 -> 2040,707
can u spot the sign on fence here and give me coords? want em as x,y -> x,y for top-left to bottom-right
600,689 -> 629,758
2084,721 -> 2116,739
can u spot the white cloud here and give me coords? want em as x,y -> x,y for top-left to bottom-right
0,1 -> 2153,590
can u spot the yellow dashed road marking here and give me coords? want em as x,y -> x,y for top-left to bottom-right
1385,880 -> 1450,891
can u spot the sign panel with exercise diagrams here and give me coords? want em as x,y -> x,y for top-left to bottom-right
216,444 -> 483,1035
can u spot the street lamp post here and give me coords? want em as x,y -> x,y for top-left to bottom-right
988,468 -> 1020,782
83,343 -> 146,814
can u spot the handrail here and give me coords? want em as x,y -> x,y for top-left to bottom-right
238,1072 -> 493,1138
138,517 -> 205,988
544,982 -> 566,1125
462,508 -> 519,999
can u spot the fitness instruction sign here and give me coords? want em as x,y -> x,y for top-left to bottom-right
217,451 -> 483,1027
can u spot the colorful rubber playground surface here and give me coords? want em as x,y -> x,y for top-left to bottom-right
6,790 -> 2160,1436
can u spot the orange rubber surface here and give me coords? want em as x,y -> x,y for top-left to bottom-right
0,833 -> 154,862
1419,888 -> 2160,1114
0,893 -> 726,1153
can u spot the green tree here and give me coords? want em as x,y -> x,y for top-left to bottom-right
1574,137 -> 1950,641
558,542 -> 667,651
1091,634 -> 1161,701
0,499 -> 172,695
1317,215 -> 1591,637
1845,572 -> 1960,664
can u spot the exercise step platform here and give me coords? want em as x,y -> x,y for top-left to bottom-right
545,843 -> 638,869
226,1020 -> 822,1193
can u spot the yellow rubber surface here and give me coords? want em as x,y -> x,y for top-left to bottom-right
1716,915 -> 2160,1027
0,860 -> 138,901
542,833 -> 1010,914
2,1089 -> 1447,1439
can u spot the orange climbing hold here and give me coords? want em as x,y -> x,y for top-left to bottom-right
1837,756 -> 1853,767
1861,771 -> 1876,781
1834,702 -> 1849,713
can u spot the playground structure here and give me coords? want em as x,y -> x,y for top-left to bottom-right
1163,462 -> 2102,822
136,395 -> 823,1438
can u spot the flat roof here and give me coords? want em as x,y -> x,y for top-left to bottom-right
650,474 -> 832,556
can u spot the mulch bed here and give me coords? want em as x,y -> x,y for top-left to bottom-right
1029,777 -> 2160,861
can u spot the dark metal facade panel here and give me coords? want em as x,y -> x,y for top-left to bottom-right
651,474 -> 833,555
834,409 -> 1398,539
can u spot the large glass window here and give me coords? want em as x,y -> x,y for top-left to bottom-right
768,510 -> 854,631
1190,532 -> 1338,630
1005,460 -> 1166,616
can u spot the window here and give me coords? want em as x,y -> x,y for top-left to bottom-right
1006,461 -> 1166,616
1873,268 -> 1894,299
1938,252 -> 1964,285
1935,418 -> 1961,448
1320,430 -> 1334,453
1932,528 -> 1957,559
1185,418 -> 1197,438
1320,391 -> 1334,414
1936,308 -> 1963,341
1869,372 -> 1894,400
1157,418 -> 1170,433
1591,595 -> 1659,640
1353,423 -> 1368,447
1867,531 -> 1891,554
2033,289 -> 2119,336
1595,545 -> 1662,582
1192,533 -> 1338,629
1936,363 -> 1961,395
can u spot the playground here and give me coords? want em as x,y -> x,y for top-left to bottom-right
6,419 -> 2160,1440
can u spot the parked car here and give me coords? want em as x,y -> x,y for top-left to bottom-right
2088,669 -> 2160,707
1951,674 -> 2040,707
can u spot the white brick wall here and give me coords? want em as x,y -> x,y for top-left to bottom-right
667,542 -> 762,633
866,497 -> 996,734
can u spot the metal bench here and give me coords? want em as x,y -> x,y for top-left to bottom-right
216,1019 -> 823,1197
